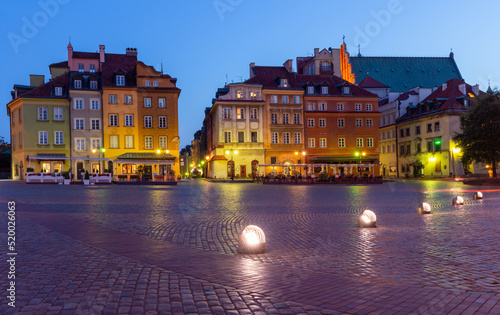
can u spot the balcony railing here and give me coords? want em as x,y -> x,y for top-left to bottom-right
320,65 -> 334,73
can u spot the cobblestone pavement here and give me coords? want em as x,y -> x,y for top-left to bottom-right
1,179 -> 500,314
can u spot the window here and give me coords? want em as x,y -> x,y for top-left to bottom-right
75,138 -> 85,151
282,113 -> 289,124
283,132 -> 290,144
109,95 -> 117,104
236,90 -> 243,98
367,138 -> 373,147
382,117 -> 386,126
400,146 -> 405,156
145,136 -> 153,149
153,80 -> 158,87
320,138 -> 326,148
427,123 -> 432,132
427,141 -> 433,152
356,119 -> 362,127
54,107 -> 63,120
355,104 -> 362,111
308,138 -> 315,148
366,104 -> 373,111
250,108 -> 258,120
91,119 -> 101,130
91,138 -> 101,150
343,86 -> 350,94
158,98 -> 166,108
337,104 -> 344,111
125,95 -> 132,104
271,113 -> 278,124
54,87 -> 62,96
89,64 -> 95,72
400,129 -> 405,137
75,99 -> 83,110
12,134 -> 15,149
125,135 -> 134,148
270,95 -> 278,103
144,116 -> 152,128
293,96 -> 300,104
308,119 -> 314,127
109,114 -> 118,126
223,108 -> 231,119
407,144 -> 411,155
416,142 -> 421,153
144,98 -> 152,108
125,115 -> 133,126
321,86 -> 328,94
387,145 -> 391,153
271,132 -> 278,144
294,113 -> 300,125
282,96 -> 289,104
74,80 -> 82,89
307,103 -> 315,111
435,140 -> 441,151
18,108 -> 21,122
318,103 -> 326,111
78,64 -> 84,72
416,125 -> 421,135
145,80 -> 151,87
435,122 -> 440,131
39,131 -> 48,145
110,136 -> 118,148
159,116 -> 167,128
91,100 -> 100,110
366,119 -> 373,127
338,118 -> 344,127
319,119 -> 326,127
357,138 -> 363,147
224,131 -> 231,143
393,144 -> 396,153
238,131 -> 245,143
294,132 -> 301,144
159,136 -> 167,149
237,108 -> 245,119
338,138 -> 345,148
270,157 -> 277,164
90,81 -> 97,89
280,79 -> 288,87
251,132 -> 258,143
307,86 -> 314,94
75,118 -> 84,130
382,146 -> 386,154
406,128 -> 410,136
38,107 -> 47,120
116,75 -> 125,86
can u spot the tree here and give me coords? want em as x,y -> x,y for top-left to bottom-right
453,90 -> 500,177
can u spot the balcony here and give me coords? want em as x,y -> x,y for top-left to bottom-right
320,65 -> 334,74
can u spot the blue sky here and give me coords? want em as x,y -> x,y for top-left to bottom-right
2,0 -> 499,148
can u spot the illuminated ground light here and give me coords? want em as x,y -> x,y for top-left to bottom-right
238,225 -> 266,254
473,191 -> 483,200
358,210 -> 377,228
452,196 -> 464,205
418,202 -> 432,215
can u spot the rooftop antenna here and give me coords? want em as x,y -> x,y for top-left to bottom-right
237,75 -> 243,82
357,44 -> 361,57
225,74 -> 228,85
161,60 -> 163,74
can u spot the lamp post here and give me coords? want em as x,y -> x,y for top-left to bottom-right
225,149 -> 238,180
452,147 -> 460,178
205,155 -> 209,178
92,147 -> 106,173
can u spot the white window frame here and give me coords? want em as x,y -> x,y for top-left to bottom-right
39,131 -> 48,145
271,132 -> 278,144
54,107 -> 63,121
91,138 -> 102,150
282,96 -> 289,104
338,138 -> 345,148
356,119 -> 362,127
55,87 -> 63,96
38,107 -> 48,120
366,119 -> 373,127
282,113 -> 289,124
74,80 -> 82,89
283,132 -> 290,144
307,103 -> 315,111
89,64 -> 96,73
224,131 -> 231,143
109,135 -> 119,148
294,113 -> 300,125
355,104 -> 362,111
366,104 -> 373,111
125,115 -> 133,126
75,138 -> 85,151
337,104 -> 344,111
158,98 -> 166,108
319,118 -> 326,127
294,132 -> 301,144
223,108 -> 231,119
145,136 -> 153,149
116,75 -> 125,86
145,80 -> 151,87
338,118 -> 344,127
91,119 -> 101,130
91,99 -> 100,110
159,116 -> 167,128
321,86 -> 328,94
125,135 -> 134,148
78,64 -> 84,72
318,103 -> 326,111
250,108 -> 258,120
357,138 -> 363,147
75,118 -> 84,130
307,119 -> 314,127
159,136 -> 167,149
74,99 -> 83,110
307,86 -> 314,94
144,98 -> 152,108
109,95 -> 117,104
125,95 -> 132,104
293,96 -> 300,104
319,138 -> 326,148
237,108 -> 245,120
270,95 -> 278,104
109,114 -> 118,126
90,80 -> 97,89
144,116 -> 152,128
271,113 -> 278,125
367,138 -> 374,147
153,80 -> 159,87
308,138 -> 315,148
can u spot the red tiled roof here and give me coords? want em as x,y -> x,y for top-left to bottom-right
102,53 -> 137,86
21,73 -> 69,98
245,66 -> 302,89
358,76 -> 389,88
49,61 -> 68,68
296,74 -> 378,97
72,51 -> 99,59
395,90 -> 418,101
296,57 -> 313,74
209,155 -> 227,161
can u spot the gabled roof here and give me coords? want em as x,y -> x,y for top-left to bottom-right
358,75 -> 389,88
395,90 -> 418,101
101,53 -> 137,86
350,55 -> 462,92
72,51 -> 99,59
49,61 -> 68,68
245,66 -> 302,90
18,73 -> 69,98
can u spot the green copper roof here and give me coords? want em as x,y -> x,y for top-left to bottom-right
350,56 -> 463,92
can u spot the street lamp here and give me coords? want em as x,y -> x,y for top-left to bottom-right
451,147 -> 461,178
92,147 -> 106,173
225,149 -> 238,180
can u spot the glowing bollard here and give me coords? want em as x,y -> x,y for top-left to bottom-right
452,196 -> 464,205
418,202 -> 432,215
473,191 -> 483,200
238,225 -> 266,254
358,210 -> 377,228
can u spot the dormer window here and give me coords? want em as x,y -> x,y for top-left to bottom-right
145,80 -> 151,86
55,87 -> 63,96
153,80 -> 158,87
74,80 -> 82,89
321,86 -> 328,94
116,75 -> 125,86
343,86 -> 350,94
250,91 -> 257,99
89,64 -> 96,73
237,90 -> 243,99
464,99 -> 468,106
90,80 -> 97,89
307,86 -> 314,94
281,79 -> 288,87
78,64 -> 84,72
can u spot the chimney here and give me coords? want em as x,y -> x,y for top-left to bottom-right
442,83 -> 447,91
283,59 -> 293,73
314,48 -> 319,56
458,83 -> 466,95
249,62 -> 255,78
29,74 -> 45,87
126,47 -> 138,57
67,42 -> 73,65
99,45 -> 105,63
472,84 -> 479,95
